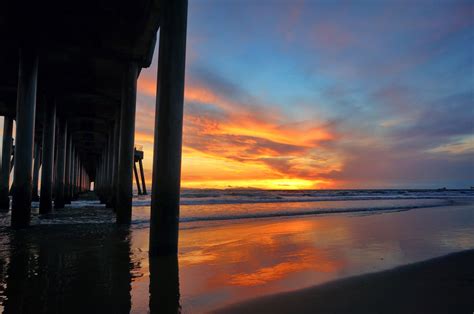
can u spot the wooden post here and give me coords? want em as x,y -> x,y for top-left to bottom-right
116,62 -> 137,224
11,49 -> 38,228
111,107 -> 121,208
149,0 -> 188,255
133,161 -> 142,195
138,159 -> 147,195
65,134 -> 72,204
31,141 -> 41,202
39,102 -> 56,214
0,117 -> 13,210
54,119 -> 67,208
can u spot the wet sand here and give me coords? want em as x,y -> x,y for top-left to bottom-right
216,249 -> 474,314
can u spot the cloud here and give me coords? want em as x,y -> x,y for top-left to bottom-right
132,1 -> 474,189
182,88 -> 341,187
385,91 -> 474,151
135,62 -> 342,188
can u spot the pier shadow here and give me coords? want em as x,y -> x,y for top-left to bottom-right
0,224 -> 133,314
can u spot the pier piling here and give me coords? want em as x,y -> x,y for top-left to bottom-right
139,158 -> 147,195
0,117 -> 13,210
150,0 -> 188,256
39,102 -> 56,214
54,120 -> 67,208
65,135 -> 72,204
31,141 -> 41,202
116,62 -> 138,224
133,161 -> 142,195
11,49 -> 38,228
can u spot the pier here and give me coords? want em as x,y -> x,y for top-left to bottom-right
0,0 -> 187,255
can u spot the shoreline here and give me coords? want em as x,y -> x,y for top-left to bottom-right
215,249 -> 474,314
0,199 -> 473,313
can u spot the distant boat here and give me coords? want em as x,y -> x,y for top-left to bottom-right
437,187 -> 447,191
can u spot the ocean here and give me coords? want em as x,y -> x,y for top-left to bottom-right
147,189 -> 474,223
4,188 -> 469,227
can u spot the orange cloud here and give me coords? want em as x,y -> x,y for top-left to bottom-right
135,74 -> 343,189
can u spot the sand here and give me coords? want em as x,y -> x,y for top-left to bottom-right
215,249 -> 474,314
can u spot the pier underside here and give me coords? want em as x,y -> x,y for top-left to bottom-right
0,0 -> 187,255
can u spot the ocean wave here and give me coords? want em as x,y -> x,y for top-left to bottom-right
178,202 -> 448,223
0,196 -> 459,228
128,198 -> 453,225
131,190 -> 474,207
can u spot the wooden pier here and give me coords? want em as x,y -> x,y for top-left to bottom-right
0,0 -> 187,255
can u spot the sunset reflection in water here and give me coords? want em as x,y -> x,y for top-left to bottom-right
0,202 -> 472,313
129,202 -> 474,313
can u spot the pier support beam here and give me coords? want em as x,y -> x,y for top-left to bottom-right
116,62 -> 138,224
31,141 -> 41,202
78,161 -> 82,193
133,161 -> 142,195
111,107 -> 120,209
105,129 -> 113,207
98,148 -> 106,203
69,146 -> 75,200
11,49 -> 38,228
54,120 -> 67,208
149,0 -> 188,256
0,117 -> 13,210
65,135 -> 72,204
39,102 -> 56,214
75,155 -> 79,198
139,159 -> 147,195
149,255 -> 180,313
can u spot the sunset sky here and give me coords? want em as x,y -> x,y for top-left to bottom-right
136,0 -> 473,189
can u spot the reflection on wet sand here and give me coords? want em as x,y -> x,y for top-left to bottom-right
0,202 -> 473,313
0,223 -> 184,314
0,225 -> 133,314
149,255 -> 181,314
170,203 -> 474,312
179,219 -> 347,286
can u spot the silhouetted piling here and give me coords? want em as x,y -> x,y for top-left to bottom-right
149,255 -> 180,313
31,141 -> 41,202
116,62 -> 138,224
111,107 -> 121,208
39,102 -> 56,214
54,119 -> 67,208
11,49 -> 38,228
150,0 -> 188,256
139,158 -> 147,195
65,135 -> 72,204
0,116 -> 13,210
133,161 -> 142,195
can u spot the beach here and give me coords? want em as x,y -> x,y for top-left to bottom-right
0,190 -> 473,313
0,0 -> 472,312
216,249 -> 474,314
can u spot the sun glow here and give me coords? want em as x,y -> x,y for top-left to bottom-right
181,178 -> 331,190
135,75 -> 343,190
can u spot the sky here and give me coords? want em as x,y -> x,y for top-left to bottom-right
136,0 -> 473,189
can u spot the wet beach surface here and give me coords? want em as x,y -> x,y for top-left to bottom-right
0,197 -> 473,313
216,249 -> 474,314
